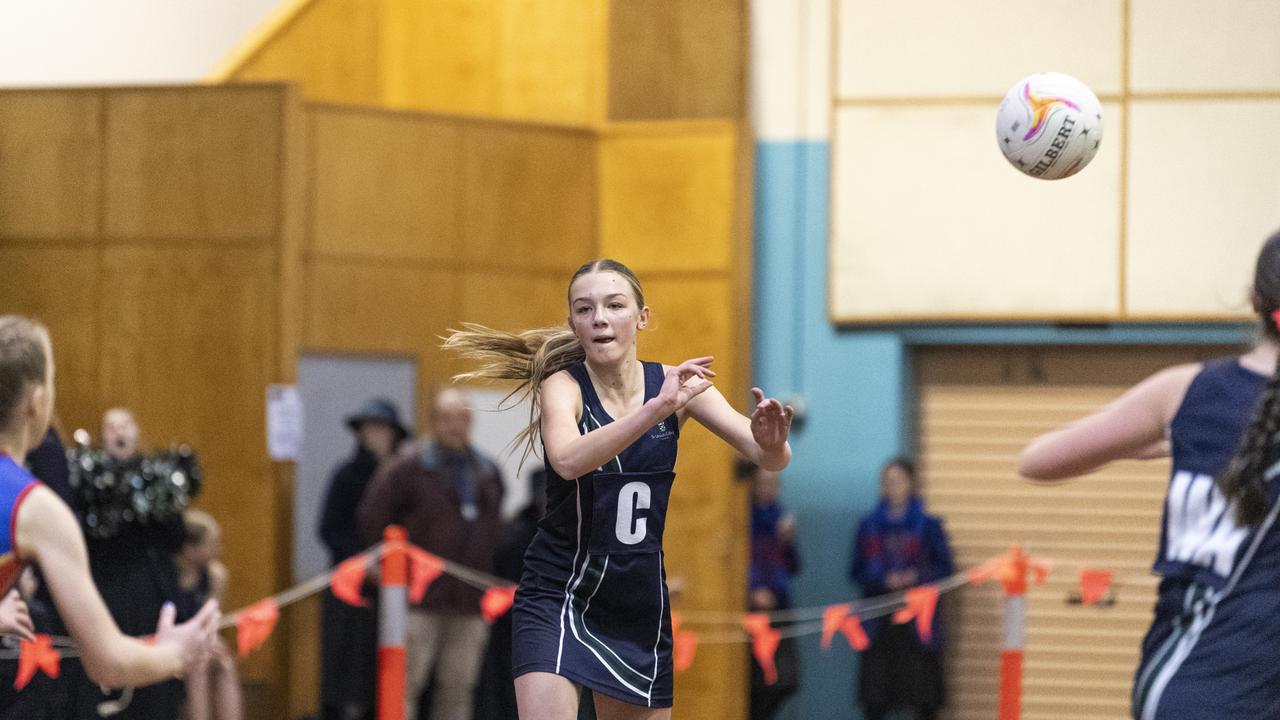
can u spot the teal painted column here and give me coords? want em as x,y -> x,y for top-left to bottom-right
754,140 -> 906,719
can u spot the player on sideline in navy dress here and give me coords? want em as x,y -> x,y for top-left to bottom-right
0,315 -> 219,713
444,259 -> 794,720
1019,229 -> 1280,719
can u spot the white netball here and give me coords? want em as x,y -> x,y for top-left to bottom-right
995,72 -> 1103,180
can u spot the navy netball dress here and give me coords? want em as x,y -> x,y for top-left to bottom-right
512,361 -> 678,707
1131,358 -> 1280,719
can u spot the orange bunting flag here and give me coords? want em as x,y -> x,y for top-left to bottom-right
741,613 -> 781,686
840,616 -> 869,651
407,548 -> 445,604
1079,568 -> 1113,605
821,605 -> 850,650
236,598 -> 280,658
481,586 -> 517,624
1030,558 -> 1054,586
892,586 -> 940,643
15,635 -> 60,690
331,557 -> 370,608
673,631 -> 699,672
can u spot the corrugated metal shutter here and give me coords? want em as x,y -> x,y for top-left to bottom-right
916,346 -> 1233,720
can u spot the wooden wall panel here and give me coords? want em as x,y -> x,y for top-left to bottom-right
303,260 -> 458,355
310,107 -> 462,262
225,0 -> 381,106
597,123 -> 737,273
635,276 -> 745,720
103,87 -> 283,241
607,0 -> 744,120
381,0 -> 607,124
458,269 -> 568,333
0,247 -> 100,436
459,124 -> 597,271
96,244 -> 282,682
0,92 -> 102,240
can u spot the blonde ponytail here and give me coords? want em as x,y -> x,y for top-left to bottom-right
441,323 -> 585,461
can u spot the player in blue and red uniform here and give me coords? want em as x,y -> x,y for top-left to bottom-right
445,259 -> 794,719
0,315 -> 219,711
1020,228 -> 1280,719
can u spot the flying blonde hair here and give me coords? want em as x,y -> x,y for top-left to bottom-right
441,259 -> 645,464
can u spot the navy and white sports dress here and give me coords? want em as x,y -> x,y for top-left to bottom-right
1131,358 -> 1280,719
512,361 -> 678,707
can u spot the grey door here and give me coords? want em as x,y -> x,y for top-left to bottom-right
294,354 -> 416,582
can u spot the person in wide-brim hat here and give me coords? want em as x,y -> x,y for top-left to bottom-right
344,397 -> 410,442
319,396 -> 408,720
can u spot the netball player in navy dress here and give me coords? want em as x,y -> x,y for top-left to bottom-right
1020,230 -> 1280,719
445,260 -> 794,719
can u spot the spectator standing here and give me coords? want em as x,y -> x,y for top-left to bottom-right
850,458 -> 953,720
359,388 -> 503,720
318,398 -> 408,720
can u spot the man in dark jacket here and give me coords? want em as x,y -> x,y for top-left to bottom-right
318,398 -> 408,720
359,388 -> 503,720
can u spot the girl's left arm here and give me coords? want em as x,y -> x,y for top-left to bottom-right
684,383 -> 793,470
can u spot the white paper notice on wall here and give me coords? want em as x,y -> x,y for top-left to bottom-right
266,384 -> 303,461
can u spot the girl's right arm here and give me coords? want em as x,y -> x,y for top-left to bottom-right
1019,363 -> 1199,481
540,358 -> 714,480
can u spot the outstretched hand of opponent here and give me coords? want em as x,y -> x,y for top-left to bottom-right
750,387 -> 794,452
154,598 -> 220,676
0,589 -> 34,642
659,356 -> 716,412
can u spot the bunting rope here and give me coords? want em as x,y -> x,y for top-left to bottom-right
0,541 -> 1133,689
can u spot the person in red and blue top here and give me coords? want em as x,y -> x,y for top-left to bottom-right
1021,229 -> 1280,720
0,315 -> 219,714
850,457 -> 954,720
444,259 -> 794,720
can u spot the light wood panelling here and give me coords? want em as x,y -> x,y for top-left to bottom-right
310,107 -> 462,262
0,92 -> 102,240
607,0 -> 744,120
103,87 -> 283,241
303,260 -> 458,355
226,0 -> 381,106
837,0 -> 1124,99
917,345 -> 1231,720
458,269 -> 568,334
0,247 -> 100,435
1125,100 -> 1280,317
1130,0 -> 1280,93
638,276 -> 745,720
97,244 -> 282,682
597,124 -> 737,273
381,0 -> 607,124
459,124 -> 597,271
831,103 -> 1122,321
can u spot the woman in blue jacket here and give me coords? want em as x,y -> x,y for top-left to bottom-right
850,457 -> 954,720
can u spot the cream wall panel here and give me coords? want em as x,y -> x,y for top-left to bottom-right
0,92 -> 101,240
1126,100 -> 1280,317
750,0 -> 831,141
837,0 -> 1123,99
1131,0 -> 1280,93
310,107 -> 462,262
831,103 -> 1121,320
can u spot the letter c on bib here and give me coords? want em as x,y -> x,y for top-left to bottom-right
615,481 -> 651,545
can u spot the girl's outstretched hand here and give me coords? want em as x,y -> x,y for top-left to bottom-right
750,387 -> 794,451
659,357 -> 716,413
